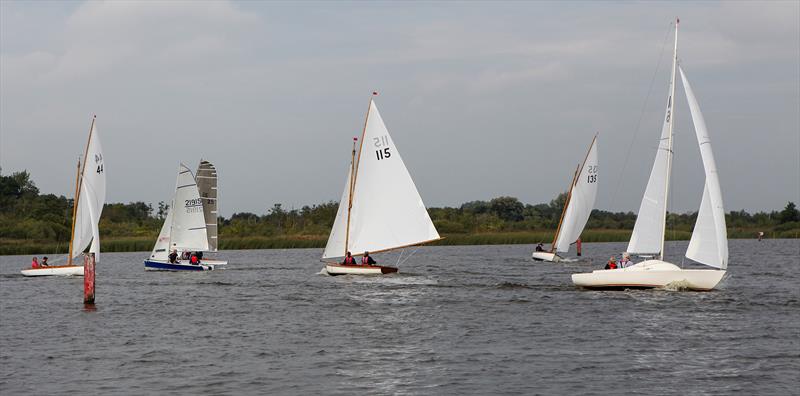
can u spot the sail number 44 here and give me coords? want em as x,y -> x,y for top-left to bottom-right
95,153 -> 104,174
374,135 -> 391,161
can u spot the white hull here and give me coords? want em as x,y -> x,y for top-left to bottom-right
531,251 -> 561,262
21,265 -> 84,277
325,264 -> 398,276
571,260 -> 725,291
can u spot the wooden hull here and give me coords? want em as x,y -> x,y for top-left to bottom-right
325,264 -> 398,276
21,265 -> 84,277
571,260 -> 725,291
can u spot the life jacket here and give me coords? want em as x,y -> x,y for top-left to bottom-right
608,261 -> 617,269
343,256 -> 356,265
31,260 -> 39,268
190,255 -> 199,264
361,256 -> 371,265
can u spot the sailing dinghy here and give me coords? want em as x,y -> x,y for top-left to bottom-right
322,96 -> 442,275
572,19 -> 728,290
532,135 -> 598,262
21,116 -> 106,277
144,163 -> 223,271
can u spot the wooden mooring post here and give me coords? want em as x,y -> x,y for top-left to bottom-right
84,253 -> 95,305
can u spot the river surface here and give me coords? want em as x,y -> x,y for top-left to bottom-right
1,240 -> 798,395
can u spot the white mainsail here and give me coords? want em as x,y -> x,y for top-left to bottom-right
70,120 -> 106,261
149,164 -> 209,259
628,23 -> 678,257
322,99 -> 440,259
680,66 -> 728,269
554,136 -> 598,253
196,160 -> 219,252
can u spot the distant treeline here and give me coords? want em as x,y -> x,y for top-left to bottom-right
1,169 -> 798,255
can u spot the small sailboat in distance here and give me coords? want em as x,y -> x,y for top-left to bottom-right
572,19 -> 728,290
144,163 -> 221,271
322,94 -> 442,275
532,135 -> 598,262
22,116 -> 106,277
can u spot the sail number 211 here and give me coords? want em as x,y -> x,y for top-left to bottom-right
374,135 -> 391,161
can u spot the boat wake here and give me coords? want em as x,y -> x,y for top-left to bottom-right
663,280 -> 693,291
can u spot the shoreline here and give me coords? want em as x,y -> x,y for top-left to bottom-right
2,228 -> 796,256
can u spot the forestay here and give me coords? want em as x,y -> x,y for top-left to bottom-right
554,137 -> 598,253
196,160 -> 219,252
680,66 -> 728,269
322,100 -> 440,259
628,81 -> 675,255
70,121 -> 106,261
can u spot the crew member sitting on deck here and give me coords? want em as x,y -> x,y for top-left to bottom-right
535,243 -> 545,252
618,253 -> 632,268
182,251 -> 191,260
31,257 -> 39,268
605,256 -> 617,269
342,251 -> 357,265
41,256 -> 50,267
361,251 -> 376,265
190,253 -> 200,265
168,249 -> 178,263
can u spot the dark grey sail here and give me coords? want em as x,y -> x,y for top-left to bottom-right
196,160 -> 218,252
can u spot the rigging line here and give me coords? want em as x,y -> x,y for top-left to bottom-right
399,247 -> 420,266
396,249 -> 405,266
611,21 -> 674,206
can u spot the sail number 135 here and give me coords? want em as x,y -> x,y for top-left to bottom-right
374,135 -> 391,161
587,165 -> 597,183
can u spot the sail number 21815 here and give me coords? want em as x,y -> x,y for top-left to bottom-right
374,135 -> 391,161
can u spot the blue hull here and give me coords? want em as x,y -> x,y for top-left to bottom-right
143,260 -> 213,271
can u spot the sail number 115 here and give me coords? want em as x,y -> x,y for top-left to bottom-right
374,135 -> 391,161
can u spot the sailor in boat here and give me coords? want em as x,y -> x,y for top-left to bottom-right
535,243 -> 545,252
342,251 -> 357,265
30,257 -> 40,268
41,256 -> 50,267
168,249 -> 179,264
361,251 -> 376,266
618,253 -> 633,268
190,252 -> 200,265
604,256 -> 617,270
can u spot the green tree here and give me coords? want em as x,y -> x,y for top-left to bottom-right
779,202 -> 799,224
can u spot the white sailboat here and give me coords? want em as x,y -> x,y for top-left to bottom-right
532,135 -> 598,262
22,116 -> 106,277
572,19 -> 728,290
143,163 -> 218,271
322,96 -> 442,275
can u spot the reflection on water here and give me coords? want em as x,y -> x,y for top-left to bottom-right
0,239 -> 798,394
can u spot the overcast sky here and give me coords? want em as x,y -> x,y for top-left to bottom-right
1,1 -> 798,217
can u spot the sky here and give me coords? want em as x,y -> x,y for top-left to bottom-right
1,0 -> 798,217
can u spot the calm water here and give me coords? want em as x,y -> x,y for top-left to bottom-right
1,240 -> 798,395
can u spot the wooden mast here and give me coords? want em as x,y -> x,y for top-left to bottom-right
67,116 -> 96,266
343,138 -> 357,257
343,94 -> 376,256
